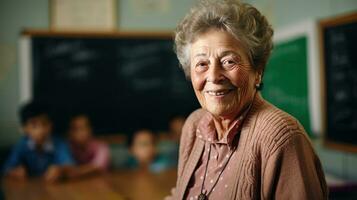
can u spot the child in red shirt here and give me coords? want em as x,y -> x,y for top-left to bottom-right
68,114 -> 110,176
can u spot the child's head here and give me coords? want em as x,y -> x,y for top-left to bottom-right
169,116 -> 185,140
129,129 -> 157,165
68,114 -> 93,145
19,102 -> 52,145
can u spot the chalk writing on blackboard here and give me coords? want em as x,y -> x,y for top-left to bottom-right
29,34 -> 199,134
320,13 -> 357,151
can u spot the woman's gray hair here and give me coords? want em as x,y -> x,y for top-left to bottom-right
174,0 -> 274,77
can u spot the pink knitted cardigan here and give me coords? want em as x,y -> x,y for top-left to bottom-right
166,94 -> 328,200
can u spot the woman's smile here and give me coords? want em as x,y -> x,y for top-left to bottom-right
204,88 -> 235,101
205,89 -> 233,96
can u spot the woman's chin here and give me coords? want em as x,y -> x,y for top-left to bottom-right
205,104 -> 237,118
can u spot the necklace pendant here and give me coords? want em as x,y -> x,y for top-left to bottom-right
198,193 -> 207,200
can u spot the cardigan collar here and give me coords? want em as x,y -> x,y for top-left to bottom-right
195,95 -> 256,148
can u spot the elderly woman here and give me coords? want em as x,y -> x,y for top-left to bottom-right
166,0 -> 328,199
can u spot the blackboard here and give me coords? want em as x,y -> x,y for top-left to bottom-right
24,31 -> 200,134
320,12 -> 357,152
262,36 -> 311,135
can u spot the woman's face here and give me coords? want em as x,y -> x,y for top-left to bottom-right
190,29 -> 260,119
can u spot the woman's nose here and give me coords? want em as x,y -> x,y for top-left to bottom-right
206,61 -> 225,83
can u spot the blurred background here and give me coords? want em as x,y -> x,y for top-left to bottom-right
0,0 -> 356,199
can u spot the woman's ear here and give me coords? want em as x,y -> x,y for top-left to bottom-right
254,70 -> 264,90
255,70 -> 263,85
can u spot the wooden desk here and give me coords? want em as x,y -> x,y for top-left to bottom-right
2,169 -> 177,200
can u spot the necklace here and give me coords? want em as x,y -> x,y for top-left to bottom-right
198,142 -> 236,200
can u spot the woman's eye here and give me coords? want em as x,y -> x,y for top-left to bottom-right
222,59 -> 236,69
198,62 -> 206,67
195,62 -> 208,71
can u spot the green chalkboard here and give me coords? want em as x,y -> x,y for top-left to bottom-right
262,36 -> 311,135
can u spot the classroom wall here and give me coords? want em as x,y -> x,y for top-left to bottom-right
0,0 -> 50,148
0,0 -> 356,178
246,0 -> 357,29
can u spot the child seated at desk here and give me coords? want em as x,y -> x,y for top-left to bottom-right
68,114 -> 110,176
3,102 -> 74,182
158,115 -> 186,167
127,129 -> 170,173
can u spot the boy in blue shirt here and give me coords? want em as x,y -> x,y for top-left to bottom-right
3,102 -> 74,182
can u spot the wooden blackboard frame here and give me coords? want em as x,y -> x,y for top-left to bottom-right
21,29 -> 174,39
319,12 -> 357,153
270,20 -> 322,136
